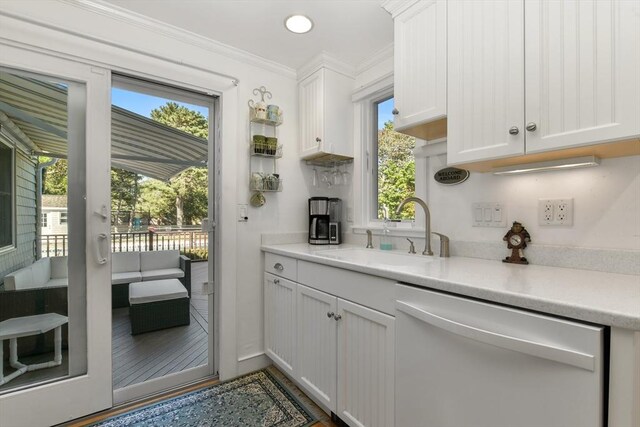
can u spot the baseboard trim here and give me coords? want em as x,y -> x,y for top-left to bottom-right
237,352 -> 270,375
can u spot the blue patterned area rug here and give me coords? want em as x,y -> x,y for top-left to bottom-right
92,370 -> 317,427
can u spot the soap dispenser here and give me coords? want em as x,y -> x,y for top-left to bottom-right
380,207 -> 393,250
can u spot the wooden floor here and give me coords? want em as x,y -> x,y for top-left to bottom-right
1,262 -> 210,393
112,262 -> 209,390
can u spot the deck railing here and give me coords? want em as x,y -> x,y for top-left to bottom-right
41,230 -> 209,259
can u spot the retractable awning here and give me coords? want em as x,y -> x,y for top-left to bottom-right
0,71 -> 208,181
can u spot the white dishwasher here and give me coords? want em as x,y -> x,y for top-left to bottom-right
395,283 -> 605,427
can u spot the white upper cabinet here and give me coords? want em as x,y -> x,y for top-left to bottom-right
524,0 -> 640,153
447,0 -> 526,165
392,0 -> 447,132
298,67 -> 354,160
447,0 -> 640,166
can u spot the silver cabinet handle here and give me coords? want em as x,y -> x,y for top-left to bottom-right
334,314 -> 342,321
273,263 -> 284,271
327,312 -> 335,318
509,126 -> 520,135
526,122 -> 537,132
315,137 -> 322,142
273,278 -> 280,284
392,108 -> 399,115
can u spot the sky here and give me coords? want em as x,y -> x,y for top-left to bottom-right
112,88 -> 209,118
378,97 -> 394,129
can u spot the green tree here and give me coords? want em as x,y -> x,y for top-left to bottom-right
377,121 -> 415,219
141,101 -> 209,226
41,157 -> 68,195
111,168 -> 140,226
150,102 -> 208,138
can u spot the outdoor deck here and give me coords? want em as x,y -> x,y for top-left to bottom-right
112,261 -> 209,390
1,262 -> 209,393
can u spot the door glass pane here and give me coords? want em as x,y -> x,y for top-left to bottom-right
0,69 -> 87,393
110,77 -> 213,391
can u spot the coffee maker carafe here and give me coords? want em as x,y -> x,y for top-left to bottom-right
328,198 -> 342,245
309,197 -> 330,245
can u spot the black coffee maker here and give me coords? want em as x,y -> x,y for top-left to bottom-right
309,197 -> 342,245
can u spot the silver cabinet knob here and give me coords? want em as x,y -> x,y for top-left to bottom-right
327,312 -> 334,318
274,278 -> 280,285
315,137 -> 322,142
273,263 -> 284,271
334,314 -> 342,321
526,122 -> 537,132
392,108 -> 399,115
509,126 -> 520,135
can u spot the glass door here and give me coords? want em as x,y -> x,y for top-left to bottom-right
110,75 -> 216,403
0,46 -> 112,424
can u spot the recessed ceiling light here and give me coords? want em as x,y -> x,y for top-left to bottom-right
285,15 -> 313,34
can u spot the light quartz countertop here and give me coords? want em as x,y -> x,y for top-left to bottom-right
261,243 -> 640,330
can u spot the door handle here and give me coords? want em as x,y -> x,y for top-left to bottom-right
95,233 -> 108,265
395,300 -> 595,371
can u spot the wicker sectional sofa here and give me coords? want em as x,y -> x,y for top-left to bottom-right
111,250 -> 191,308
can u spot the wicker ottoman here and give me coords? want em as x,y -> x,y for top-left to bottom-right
129,279 -> 190,335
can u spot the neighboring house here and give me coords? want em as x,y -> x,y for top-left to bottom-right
41,194 -> 68,235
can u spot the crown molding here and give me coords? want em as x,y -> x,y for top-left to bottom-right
296,52 -> 356,82
356,42 -> 394,76
59,0 -> 297,79
381,0 -> 422,18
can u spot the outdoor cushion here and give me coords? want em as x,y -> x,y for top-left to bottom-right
112,271 -> 143,285
31,258 -> 51,288
141,268 -> 184,281
140,250 -> 180,272
50,256 -> 68,279
112,252 -> 141,274
4,267 -> 34,291
45,278 -> 68,288
129,279 -> 188,305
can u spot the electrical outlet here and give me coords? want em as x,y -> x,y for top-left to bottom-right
539,198 -> 573,226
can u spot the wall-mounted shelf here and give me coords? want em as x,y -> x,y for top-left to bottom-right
248,86 -> 283,207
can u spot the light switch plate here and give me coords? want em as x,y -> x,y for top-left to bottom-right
472,202 -> 507,227
237,204 -> 248,222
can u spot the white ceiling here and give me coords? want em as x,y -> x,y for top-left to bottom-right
102,0 -> 394,71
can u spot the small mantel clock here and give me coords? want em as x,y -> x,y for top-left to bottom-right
503,221 -> 531,265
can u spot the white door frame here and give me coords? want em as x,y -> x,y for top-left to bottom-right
0,45 -> 113,427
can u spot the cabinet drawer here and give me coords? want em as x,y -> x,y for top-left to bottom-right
265,252 -> 297,281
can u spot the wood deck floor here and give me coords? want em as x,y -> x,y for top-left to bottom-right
112,262 -> 209,390
1,262 -> 210,393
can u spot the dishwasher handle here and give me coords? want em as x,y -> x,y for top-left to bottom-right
396,300 -> 595,372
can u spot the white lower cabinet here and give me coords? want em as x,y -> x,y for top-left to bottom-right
336,299 -> 395,427
266,272 -> 395,427
296,284 -> 337,411
264,273 -> 296,377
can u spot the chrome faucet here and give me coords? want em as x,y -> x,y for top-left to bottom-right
396,197 -> 433,256
365,229 -> 373,249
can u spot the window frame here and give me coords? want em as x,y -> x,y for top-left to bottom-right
41,212 -> 48,228
60,211 -> 68,224
0,136 -> 16,254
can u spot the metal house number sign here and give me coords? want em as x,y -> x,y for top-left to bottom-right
434,167 -> 470,185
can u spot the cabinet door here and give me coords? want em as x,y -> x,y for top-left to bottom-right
299,70 -> 324,158
394,0 -> 447,131
524,0 -> 640,153
447,0 -> 525,165
336,299 -> 395,427
264,273 -> 296,376
296,284 -> 337,411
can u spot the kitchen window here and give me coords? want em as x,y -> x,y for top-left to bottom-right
373,96 -> 416,220
0,138 -> 15,251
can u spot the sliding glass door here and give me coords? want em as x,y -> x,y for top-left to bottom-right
110,75 -> 217,403
0,45 -> 112,425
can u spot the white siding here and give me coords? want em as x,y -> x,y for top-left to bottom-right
0,150 -> 36,285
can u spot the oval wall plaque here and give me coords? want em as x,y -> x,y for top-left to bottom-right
434,167 -> 470,185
